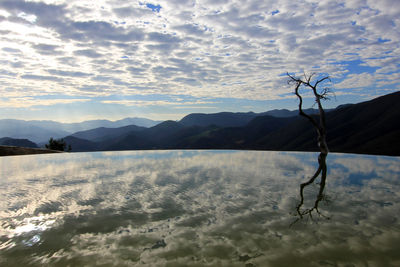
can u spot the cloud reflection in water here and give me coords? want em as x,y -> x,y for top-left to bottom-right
0,151 -> 399,266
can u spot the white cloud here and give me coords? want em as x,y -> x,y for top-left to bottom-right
335,72 -> 375,89
0,97 -> 90,108
0,0 -> 398,114
101,99 -> 216,107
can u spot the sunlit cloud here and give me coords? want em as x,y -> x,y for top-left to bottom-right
0,0 -> 398,120
101,99 -> 216,107
0,97 -> 90,108
335,72 -> 376,89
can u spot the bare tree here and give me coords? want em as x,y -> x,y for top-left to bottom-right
287,72 -> 332,223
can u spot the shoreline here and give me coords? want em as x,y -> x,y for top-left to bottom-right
0,145 -> 64,157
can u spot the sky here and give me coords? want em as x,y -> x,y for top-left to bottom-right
0,0 -> 399,122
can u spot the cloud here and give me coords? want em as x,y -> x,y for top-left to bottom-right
0,0 -> 399,117
173,23 -> 207,36
32,44 -> 62,55
2,47 -> 21,53
126,66 -> 148,76
0,0 -> 66,20
69,20 -> 145,42
147,32 -> 181,43
101,98 -> 215,107
73,49 -> 103,58
173,77 -> 200,86
113,6 -> 153,18
335,72 -> 376,89
0,97 -> 90,108
102,100 -> 178,107
367,0 -> 400,16
21,74 -> 63,82
47,69 -> 92,78
152,66 -> 180,78
0,70 -> 17,77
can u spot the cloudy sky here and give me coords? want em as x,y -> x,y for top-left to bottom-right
0,0 -> 399,122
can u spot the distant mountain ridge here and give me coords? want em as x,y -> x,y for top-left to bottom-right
59,91 -> 398,156
0,109 -> 319,143
261,108 -> 333,118
247,91 -> 400,155
178,108 -> 332,128
0,117 -> 161,143
0,120 -> 70,144
71,125 -> 146,142
0,137 -> 38,148
180,112 -> 258,127
1,92 -> 399,156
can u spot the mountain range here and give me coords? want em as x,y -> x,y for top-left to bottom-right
0,137 -> 38,148
0,117 -> 161,143
1,91 -> 399,156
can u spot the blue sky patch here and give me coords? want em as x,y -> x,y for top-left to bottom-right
271,10 -> 279,15
146,3 -> 162,13
333,60 -> 379,74
378,38 -> 390,43
345,60 -> 379,74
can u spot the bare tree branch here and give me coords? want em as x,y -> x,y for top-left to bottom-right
287,72 -> 332,224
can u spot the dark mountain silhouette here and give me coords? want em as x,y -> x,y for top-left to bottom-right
63,136 -> 99,152
144,120 -> 185,142
178,109 -> 335,128
71,125 -> 146,142
261,108 -> 333,118
64,91 -> 399,156
99,131 -> 152,151
4,92 -> 397,156
24,117 -> 160,132
175,116 -> 296,149
66,121 -> 217,152
252,91 -> 400,155
101,121 -> 188,150
1,110 -> 324,144
0,137 -> 38,148
179,112 -> 258,127
58,117 -> 160,132
327,91 -> 400,155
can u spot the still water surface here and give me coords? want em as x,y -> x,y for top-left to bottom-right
0,150 -> 399,266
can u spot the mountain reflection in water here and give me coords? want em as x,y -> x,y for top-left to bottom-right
0,150 -> 399,266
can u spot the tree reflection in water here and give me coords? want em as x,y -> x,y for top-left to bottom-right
287,73 -> 332,224
293,150 -> 329,224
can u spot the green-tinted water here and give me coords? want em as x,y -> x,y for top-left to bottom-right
1,151 -> 399,266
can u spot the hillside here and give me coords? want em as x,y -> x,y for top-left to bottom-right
0,120 -> 70,143
0,146 -> 63,157
71,125 -> 146,142
0,117 -> 160,143
1,92 -> 398,156
179,112 -> 258,127
65,91 -> 398,156
0,137 -> 38,148
261,108 -> 333,118
178,109 -> 332,127
253,91 -> 400,155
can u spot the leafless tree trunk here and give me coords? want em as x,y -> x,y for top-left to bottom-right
287,73 -> 331,223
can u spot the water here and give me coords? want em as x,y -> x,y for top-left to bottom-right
0,150 -> 399,266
